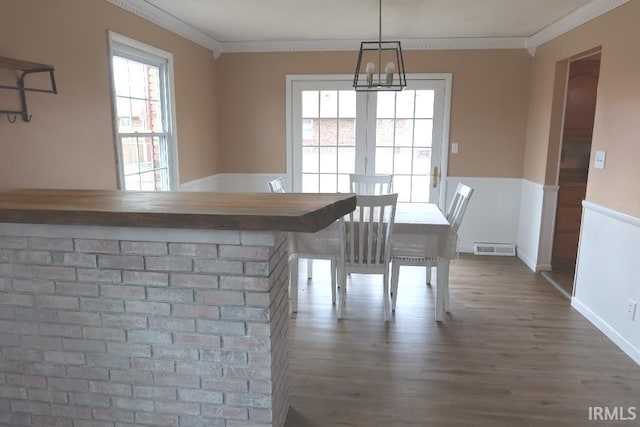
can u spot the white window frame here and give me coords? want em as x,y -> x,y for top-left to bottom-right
108,31 -> 180,191
286,73 -> 452,208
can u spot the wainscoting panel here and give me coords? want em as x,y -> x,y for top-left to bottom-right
572,201 -> 640,365
446,177 -> 522,254
181,173 -> 284,193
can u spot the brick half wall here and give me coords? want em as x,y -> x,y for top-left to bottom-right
0,223 -> 289,427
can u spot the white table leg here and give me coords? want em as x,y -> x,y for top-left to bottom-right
307,258 -> 313,279
289,256 -> 299,313
435,258 -> 449,321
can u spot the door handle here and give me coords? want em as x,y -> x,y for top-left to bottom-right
432,166 -> 439,188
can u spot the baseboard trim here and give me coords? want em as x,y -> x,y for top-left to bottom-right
536,263 -> 552,271
517,248 -> 536,272
571,297 -> 640,366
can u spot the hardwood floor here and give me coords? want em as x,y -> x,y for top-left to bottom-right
284,255 -> 640,427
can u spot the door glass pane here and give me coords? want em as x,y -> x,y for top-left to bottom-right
394,175 -> 411,202
411,175 -> 430,203
413,148 -> 431,175
302,91 -> 319,118
377,92 -> 395,118
375,147 -> 393,175
338,119 -> 356,146
320,91 -> 338,118
394,120 -> 413,147
302,119 -> 318,145
414,119 -> 433,147
415,90 -> 435,118
319,147 -> 337,173
337,174 -> 350,193
393,148 -> 413,175
319,174 -> 337,192
396,90 -> 415,118
338,90 -> 356,118
319,119 -> 337,146
302,174 -> 319,193
302,147 -> 319,173
337,147 -> 355,173
376,119 -> 394,146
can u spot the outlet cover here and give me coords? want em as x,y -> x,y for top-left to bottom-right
627,299 -> 637,320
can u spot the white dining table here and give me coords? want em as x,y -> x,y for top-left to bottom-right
290,203 -> 457,321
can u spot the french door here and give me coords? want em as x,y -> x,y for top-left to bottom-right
289,75 -> 450,205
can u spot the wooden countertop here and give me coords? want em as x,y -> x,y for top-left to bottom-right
0,189 -> 356,233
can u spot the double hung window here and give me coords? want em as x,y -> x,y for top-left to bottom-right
109,33 -> 178,191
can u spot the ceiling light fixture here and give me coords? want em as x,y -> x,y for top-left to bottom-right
353,0 -> 406,92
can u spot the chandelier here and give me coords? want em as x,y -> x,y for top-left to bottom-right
353,0 -> 406,91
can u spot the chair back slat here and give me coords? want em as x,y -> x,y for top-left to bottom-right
344,194 -> 397,267
268,177 -> 286,193
447,183 -> 474,232
349,174 -> 393,195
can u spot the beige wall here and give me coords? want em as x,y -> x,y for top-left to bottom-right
216,49 -> 531,177
523,0 -> 640,216
0,0 -> 218,191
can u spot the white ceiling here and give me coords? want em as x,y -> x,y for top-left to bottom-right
144,0 -> 591,42
108,0 -> 628,55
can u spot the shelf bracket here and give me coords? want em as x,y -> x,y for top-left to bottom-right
0,56 -> 57,123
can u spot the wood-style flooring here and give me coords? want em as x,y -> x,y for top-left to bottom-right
284,255 -> 640,427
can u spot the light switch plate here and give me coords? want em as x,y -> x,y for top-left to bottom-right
451,143 -> 459,154
594,150 -> 606,169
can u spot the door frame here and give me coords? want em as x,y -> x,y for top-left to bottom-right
285,73 -> 452,209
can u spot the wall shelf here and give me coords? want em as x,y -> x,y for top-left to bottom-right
0,56 -> 57,123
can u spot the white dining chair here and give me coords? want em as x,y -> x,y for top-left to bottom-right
268,176 -> 286,193
268,177 -> 339,311
338,193 -> 398,321
390,183 -> 473,313
349,174 -> 393,195
303,174 -> 393,283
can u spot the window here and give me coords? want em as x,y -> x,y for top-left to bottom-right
289,75 -> 450,204
109,33 -> 178,191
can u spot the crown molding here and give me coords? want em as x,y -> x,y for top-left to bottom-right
526,0 -> 631,50
105,0 -> 222,58
106,0 -> 629,58
219,37 -> 528,54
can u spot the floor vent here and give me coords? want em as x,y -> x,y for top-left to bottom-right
473,243 -> 517,256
